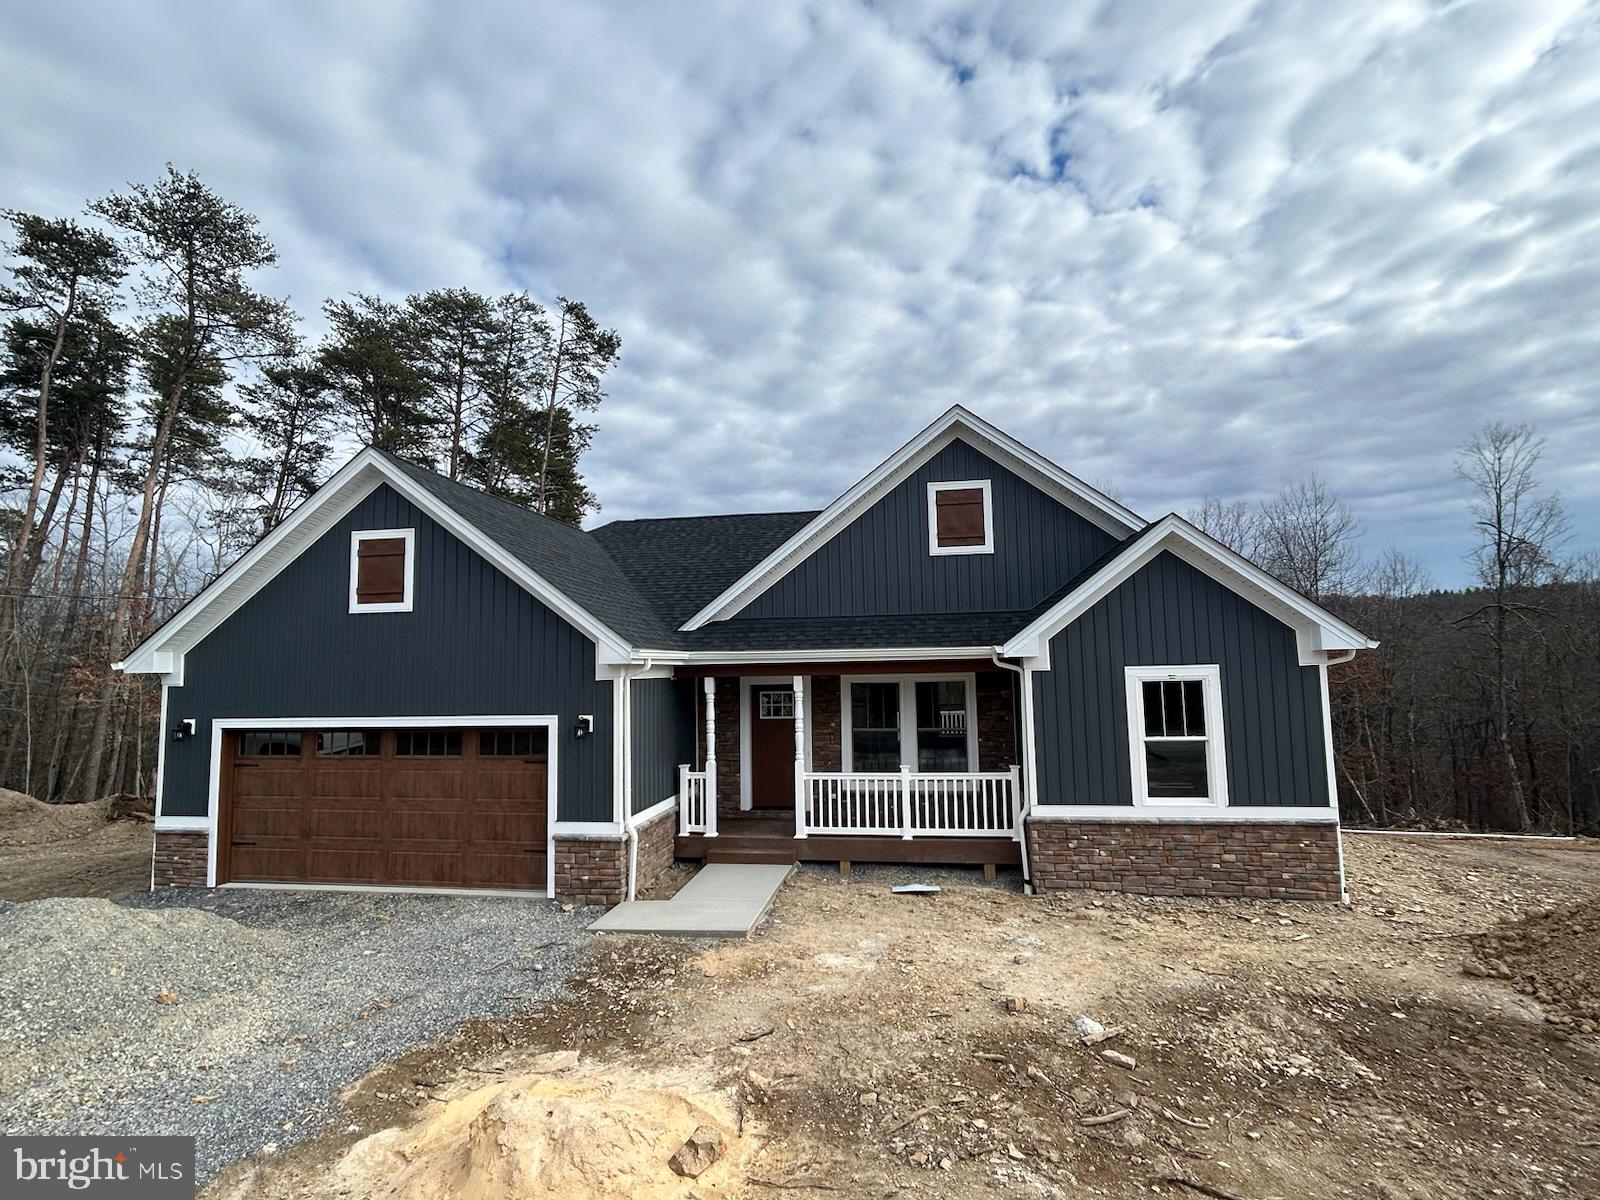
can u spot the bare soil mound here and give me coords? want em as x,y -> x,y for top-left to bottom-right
329,1065 -> 751,1200
0,789 -> 151,848
1471,896 -> 1600,1030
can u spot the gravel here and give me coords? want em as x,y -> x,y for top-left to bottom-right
0,888 -> 599,1183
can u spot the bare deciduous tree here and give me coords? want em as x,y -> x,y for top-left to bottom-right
1255,473 -> 1362,601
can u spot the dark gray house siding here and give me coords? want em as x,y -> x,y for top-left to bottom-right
159,484 -> 614,822
630,676 -> 694,814
1032,551 -> 1330,809
739,438 -> 1122,620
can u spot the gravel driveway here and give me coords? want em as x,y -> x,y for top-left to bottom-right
0,889 -> 599,1183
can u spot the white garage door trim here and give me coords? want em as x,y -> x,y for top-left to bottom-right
201,714 -> 560,894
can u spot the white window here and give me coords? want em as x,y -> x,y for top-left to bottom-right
758,690 -> 795,719
348,528 -> 415,613
841,675 -> 979,772
927,479 -> 994,556
1124,665 -> 1228,806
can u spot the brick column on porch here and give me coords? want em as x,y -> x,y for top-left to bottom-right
976,669 -> 1017,771
811,675 -> 841,771
714,677 -> 741,820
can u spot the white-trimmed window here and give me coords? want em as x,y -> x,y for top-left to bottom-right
1125,665 -> 1228,806
349,528 -> 415,613
841,674 -> 979,772
927,479 -> 993,555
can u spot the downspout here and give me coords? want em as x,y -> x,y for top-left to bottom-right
1320,649 -> 1357,904
623,657 -> 653,901
990,648 -> 1032,890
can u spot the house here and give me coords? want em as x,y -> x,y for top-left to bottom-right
121,407 -> 1375,907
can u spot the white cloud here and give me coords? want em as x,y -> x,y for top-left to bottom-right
1,0 -> 1596,581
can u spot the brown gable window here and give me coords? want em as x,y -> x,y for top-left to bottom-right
928,481 -> 992,555
349,529 -> 414,612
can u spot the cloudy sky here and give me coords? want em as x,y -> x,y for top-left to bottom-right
3,0 -> 1597,584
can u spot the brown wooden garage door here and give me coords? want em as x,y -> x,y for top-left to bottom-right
220,726 -> 549,890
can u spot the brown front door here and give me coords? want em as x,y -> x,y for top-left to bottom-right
221,726 -> 549,890
749,685 -> 797,810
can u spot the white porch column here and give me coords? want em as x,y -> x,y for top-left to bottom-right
703,676 -> 718,838
793,674 -> 807,838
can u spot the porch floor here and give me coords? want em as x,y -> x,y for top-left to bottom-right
587,863 -> 792,938
677,814 -> 1023,868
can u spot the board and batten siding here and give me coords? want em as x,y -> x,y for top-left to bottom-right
160,484 -> 614,822
740,438 -> 1121,620
630,676 -> 695,814
1032,551 -> 1330,809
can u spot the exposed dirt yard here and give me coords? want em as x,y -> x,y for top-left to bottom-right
0,788 -> 151,901
208,834 -> 1600,1200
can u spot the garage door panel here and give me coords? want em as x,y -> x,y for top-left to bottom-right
473,768 -> 548,802
229,844 -> 306,882
225,726 -> 549,892
305,847 -> 389,884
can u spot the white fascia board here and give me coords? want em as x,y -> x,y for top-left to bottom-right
120,448 -> 633,673
631,646 -> 998,665
679,406 -> 1143,632
1003,516 -> 1376,668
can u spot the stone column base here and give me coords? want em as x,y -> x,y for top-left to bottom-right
1027,818 -> 1342,902
152,830 -> 209,888
552,835 -> 627,907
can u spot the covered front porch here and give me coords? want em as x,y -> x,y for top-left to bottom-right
672,659 -> 1025,869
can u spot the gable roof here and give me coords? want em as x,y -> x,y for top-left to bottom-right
1001,514 -> 1378,667
119,447 -> 644,674
376,452 -> 677,647
678,406 -> 1144,632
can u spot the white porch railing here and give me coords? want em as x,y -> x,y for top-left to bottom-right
800,766 -> 1022,839
678,765 -> 716,836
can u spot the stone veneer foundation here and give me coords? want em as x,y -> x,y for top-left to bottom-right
152,830 -> 208,887
1026,819 -> 1343,902
631,805 -> 678,897
551,835 -> 627,907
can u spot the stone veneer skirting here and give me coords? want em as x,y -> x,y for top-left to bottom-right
552,835 -> 627,907
152,830 -> 208,887
632,805 -> 678,897
1026,818 -> 1342,902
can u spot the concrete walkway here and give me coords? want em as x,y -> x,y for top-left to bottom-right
588,863 -> 792,938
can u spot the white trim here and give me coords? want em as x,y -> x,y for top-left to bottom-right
201,714 -> 560,893
927,479 -> 994,556
120,448 -> 632,674
1124,665 -> 1228,808
1028,806 -> 1339,824
631,793 -> 678,828
348,527 -> 415,613
153,815 -> 209,832
839,672 -> 979,773
635,645 -> 998,665
1319,661 -> 1349,903
739,677 -> 813,810
1003,515 -> 1376,668
680,406 -> 1142,631
551,819 -> 625,839
1020,663 -> 1040,816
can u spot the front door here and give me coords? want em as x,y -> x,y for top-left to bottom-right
749,685 -> 797,809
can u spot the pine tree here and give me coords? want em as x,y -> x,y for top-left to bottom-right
318,293 -> 435,464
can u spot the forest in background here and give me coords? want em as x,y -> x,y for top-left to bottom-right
0,167 -> 619,804
1,167 -> 1593,832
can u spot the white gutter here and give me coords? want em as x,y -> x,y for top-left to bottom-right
622,657 -> 653,901
990,647 -> 1033,890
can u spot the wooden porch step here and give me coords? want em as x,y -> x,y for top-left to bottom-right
705,846 -> 799,865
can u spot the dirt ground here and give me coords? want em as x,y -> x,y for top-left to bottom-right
0,788 -> 151,901
204,833 -> 1600,1200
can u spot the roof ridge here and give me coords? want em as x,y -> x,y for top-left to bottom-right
593,509 -> 823,529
